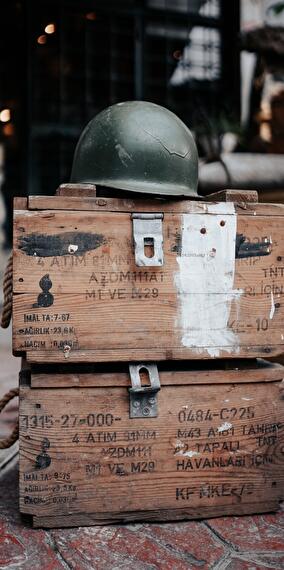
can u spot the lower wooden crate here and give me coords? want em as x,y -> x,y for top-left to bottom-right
19,359 -> 284,528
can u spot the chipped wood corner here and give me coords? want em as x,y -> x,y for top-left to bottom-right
56,183 -> 97,197
13,197 -> 28,210
206,189 -> 259,204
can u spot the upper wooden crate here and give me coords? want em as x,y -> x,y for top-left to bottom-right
12,187 -> 284,363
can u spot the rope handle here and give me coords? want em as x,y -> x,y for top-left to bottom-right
0,388 -> 19,449
1,252 -> 13,329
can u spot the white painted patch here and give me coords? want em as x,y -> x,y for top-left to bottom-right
270,291 -> 275,319
176,450 -> 200,458
68,244 -> 78,254
202,202 -> 236,214
174,203 -> 242,357
218,422 -> 233,432
242,397 -> 252,401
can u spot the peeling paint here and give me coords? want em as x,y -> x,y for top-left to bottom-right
19,232 -> 106,257
176,450 -> 200,458
270,292 -> 275,320
174,204 -> 242,357
68,244 -> 79,254
235,234 -> 272,258
217,422 -> 233,433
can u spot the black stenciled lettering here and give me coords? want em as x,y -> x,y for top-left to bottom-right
195,440 -> 239,453
260,279 -> 284,297
108,463 -> 126,476
131,461 -> 155,474
256,317 -> 269,331
125,430 -> 157,441
24,314 -> 40,322
251,454 -> 274,467
199,483 -> 254,500
23,340 -> 46,349
176,487 -> 194,501
262,266 -> 284,279
242,422 -> 281,436
256,435 -> 277,447
86,463 -> 101,477
176,455 -> 246,471
102,446 -> 152,459
177,428 -> 201,438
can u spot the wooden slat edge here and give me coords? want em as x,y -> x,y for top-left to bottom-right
31,500 -> 281,528
25,346 -> 284,364
56,183 -> 97,197
207,189 -> 258,203
26,196 -> 284,215
31,364 -> 284,388
14,197 -> 28,209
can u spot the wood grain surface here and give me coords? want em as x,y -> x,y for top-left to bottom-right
19,363 -> 284,526
12,198 -> 284,362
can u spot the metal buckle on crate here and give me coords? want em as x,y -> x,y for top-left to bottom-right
131,213 -> 164,266
129,363 -> 161,418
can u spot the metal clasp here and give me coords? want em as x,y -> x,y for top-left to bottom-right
131,213 -> 164,266
129,363 -> 161,418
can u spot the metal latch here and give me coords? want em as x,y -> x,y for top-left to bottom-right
131,213 -> 164,266
129,363 -> 161,418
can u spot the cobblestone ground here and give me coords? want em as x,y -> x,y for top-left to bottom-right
0,200 -> 283,569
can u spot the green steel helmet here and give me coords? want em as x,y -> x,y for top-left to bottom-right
70,101 -> 198,197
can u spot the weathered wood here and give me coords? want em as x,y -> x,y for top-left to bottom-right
14,197 -> 28,209
31,501 -> 280,528
56,184 -> 97,197
13,201 -> 284,362
206,189 -> 258,203
24,346 -> 281,364
31,360 -> 284,388
26,195 -> 284,216
19,363 -> 284,528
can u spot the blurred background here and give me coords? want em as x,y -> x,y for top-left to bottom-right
0,0 -> 283,258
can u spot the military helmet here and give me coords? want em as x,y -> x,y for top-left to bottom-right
70,101 -> 198,197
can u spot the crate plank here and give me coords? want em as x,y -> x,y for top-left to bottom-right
31,501 -> 280,528
26,196 -> 284,215
13,203 -> 284,362
31,361 -> 284,388
19,365 -> 284,527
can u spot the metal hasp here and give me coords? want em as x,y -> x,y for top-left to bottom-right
132,213 -> 164,266
129,363 -> 161,418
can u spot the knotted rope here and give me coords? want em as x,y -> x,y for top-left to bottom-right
0,388 -> 19,449
1,252 -> 13,329
0,254 -> 18,448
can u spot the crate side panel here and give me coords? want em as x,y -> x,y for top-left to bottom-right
13,210 -> 284,361
19,380 -> 284,519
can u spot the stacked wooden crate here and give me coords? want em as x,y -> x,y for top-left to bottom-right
13,185 -> 284,527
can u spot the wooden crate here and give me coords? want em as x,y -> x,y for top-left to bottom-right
12,187 -> 284,363
19,359 -> 284,528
